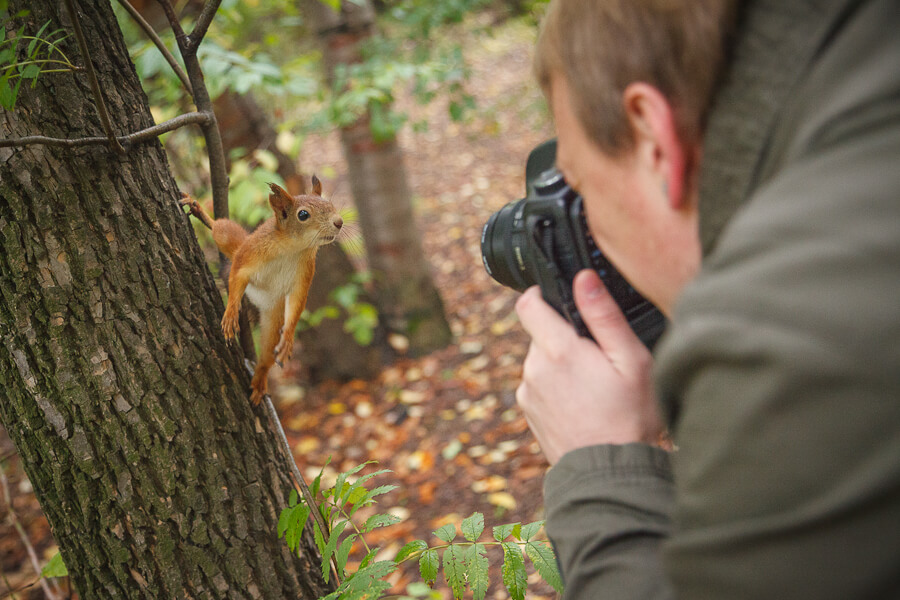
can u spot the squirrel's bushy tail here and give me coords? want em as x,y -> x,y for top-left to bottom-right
211,220 -> 248,260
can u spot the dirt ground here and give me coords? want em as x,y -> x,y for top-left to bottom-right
0,15 -> 558,599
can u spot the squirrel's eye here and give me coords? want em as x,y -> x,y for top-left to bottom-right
298,210 -> 310,222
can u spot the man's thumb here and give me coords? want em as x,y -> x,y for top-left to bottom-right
573,270 -> 641,358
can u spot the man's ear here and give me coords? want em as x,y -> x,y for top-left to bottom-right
622,82 -> 690,209
268,182 -> 293,220
311,174 -> 322,196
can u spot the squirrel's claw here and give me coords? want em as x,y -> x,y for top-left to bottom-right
275,337 -> 293,367
221,309 -> 239,340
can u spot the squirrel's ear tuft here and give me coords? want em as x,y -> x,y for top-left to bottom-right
311,174 -> 322,196
268,182 -> 293,218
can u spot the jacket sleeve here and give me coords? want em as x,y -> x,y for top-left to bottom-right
543,443 -> 676,599
653,1 -> 900,596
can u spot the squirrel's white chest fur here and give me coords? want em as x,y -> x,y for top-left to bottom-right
244,251 -> 308,311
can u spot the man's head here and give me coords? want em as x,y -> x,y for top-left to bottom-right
534,0 -> 738,313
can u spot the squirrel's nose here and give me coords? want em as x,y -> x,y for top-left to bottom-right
333,216 -> 343,229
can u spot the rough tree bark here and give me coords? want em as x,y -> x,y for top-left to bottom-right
302,0 -> 453,356
0,1 -> 330,598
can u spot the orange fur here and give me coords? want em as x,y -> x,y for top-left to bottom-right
181,177 -> 342,404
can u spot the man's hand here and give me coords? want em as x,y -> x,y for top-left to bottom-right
515,269 -> 664,465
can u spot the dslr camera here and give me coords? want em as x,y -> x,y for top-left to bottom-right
480,140 -> 666,350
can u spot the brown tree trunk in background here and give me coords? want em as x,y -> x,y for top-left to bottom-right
302,0 -> 453,356
0,1 -> 330,598
213,91 -> 385,381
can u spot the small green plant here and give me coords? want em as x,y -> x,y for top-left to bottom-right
278,461 -> 564,599
301,274 -> 379,347
0,15 -> 78,110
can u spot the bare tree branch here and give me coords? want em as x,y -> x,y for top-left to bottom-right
187,0 -> 224,52
155,0 -> 229,222
114,0 -> 194,96
0,111 -> 212,149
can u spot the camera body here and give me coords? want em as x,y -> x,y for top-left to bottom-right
480,140 -> 666,349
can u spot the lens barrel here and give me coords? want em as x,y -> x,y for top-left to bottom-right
480,199 -> 532,292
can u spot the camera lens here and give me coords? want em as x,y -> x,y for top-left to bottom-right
481,199 -> 533,292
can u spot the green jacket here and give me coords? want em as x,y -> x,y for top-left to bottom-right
543,0 -> 900,598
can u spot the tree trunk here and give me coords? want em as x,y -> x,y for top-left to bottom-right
213,91 -> 385,381
302,0 -> 453,356
0,2 -> 330,598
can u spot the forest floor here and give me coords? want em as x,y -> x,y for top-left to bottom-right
0,14 -> 557,600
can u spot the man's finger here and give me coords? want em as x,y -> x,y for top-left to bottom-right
573,270 -> 646,364
515,285 -> 581,358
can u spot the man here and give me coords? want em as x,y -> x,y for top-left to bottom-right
515,0 -> 900,598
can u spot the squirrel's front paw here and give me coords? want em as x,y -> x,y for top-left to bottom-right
250,384 -> 265,406
275,337 -> 294,367
221,308 -> 240,340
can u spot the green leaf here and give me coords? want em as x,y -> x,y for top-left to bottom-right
364,513 -> 402,533
289,488 -> 298,507
277,507 -> 292,539
492,523 -> 519,542
419,548 -> 439,585
449,100 -> 464,121
396,539 -> 428,563
355,484 -> 399,511
460,512 -> 484,542
466,543 -> 490,600
359,546 -> 379,570
311,458 -> 331,498
442,544 -> 466,600
282,504 -> 310,554
321,519 -> 349,583
28,21 -> 51,57
41,552 -> 67,578
20,63 -> 38,81
335,533 -> 356,576
433,523 -> 456,543
519,520 -> 544,541
405,582 -> 435,597
343,467 -> 392,511
501,542 -> 527,600
333,461 -> 373,503
312,519 -> 326,555
0,75 -> 15,111
525,541 -> 563,593
332,282 -> 359,308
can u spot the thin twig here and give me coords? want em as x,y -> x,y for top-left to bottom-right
0,111 -> 212,149
0,469 -> 60,600
156,0 -> 229,221
187,0 -> 223,52
61,0 -> 127,155
262,393 -> 340,584
114,0 -> 193,96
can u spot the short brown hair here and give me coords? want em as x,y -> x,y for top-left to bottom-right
535,0 -> 739,154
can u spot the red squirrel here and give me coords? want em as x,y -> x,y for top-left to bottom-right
181,176 -> 343,404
